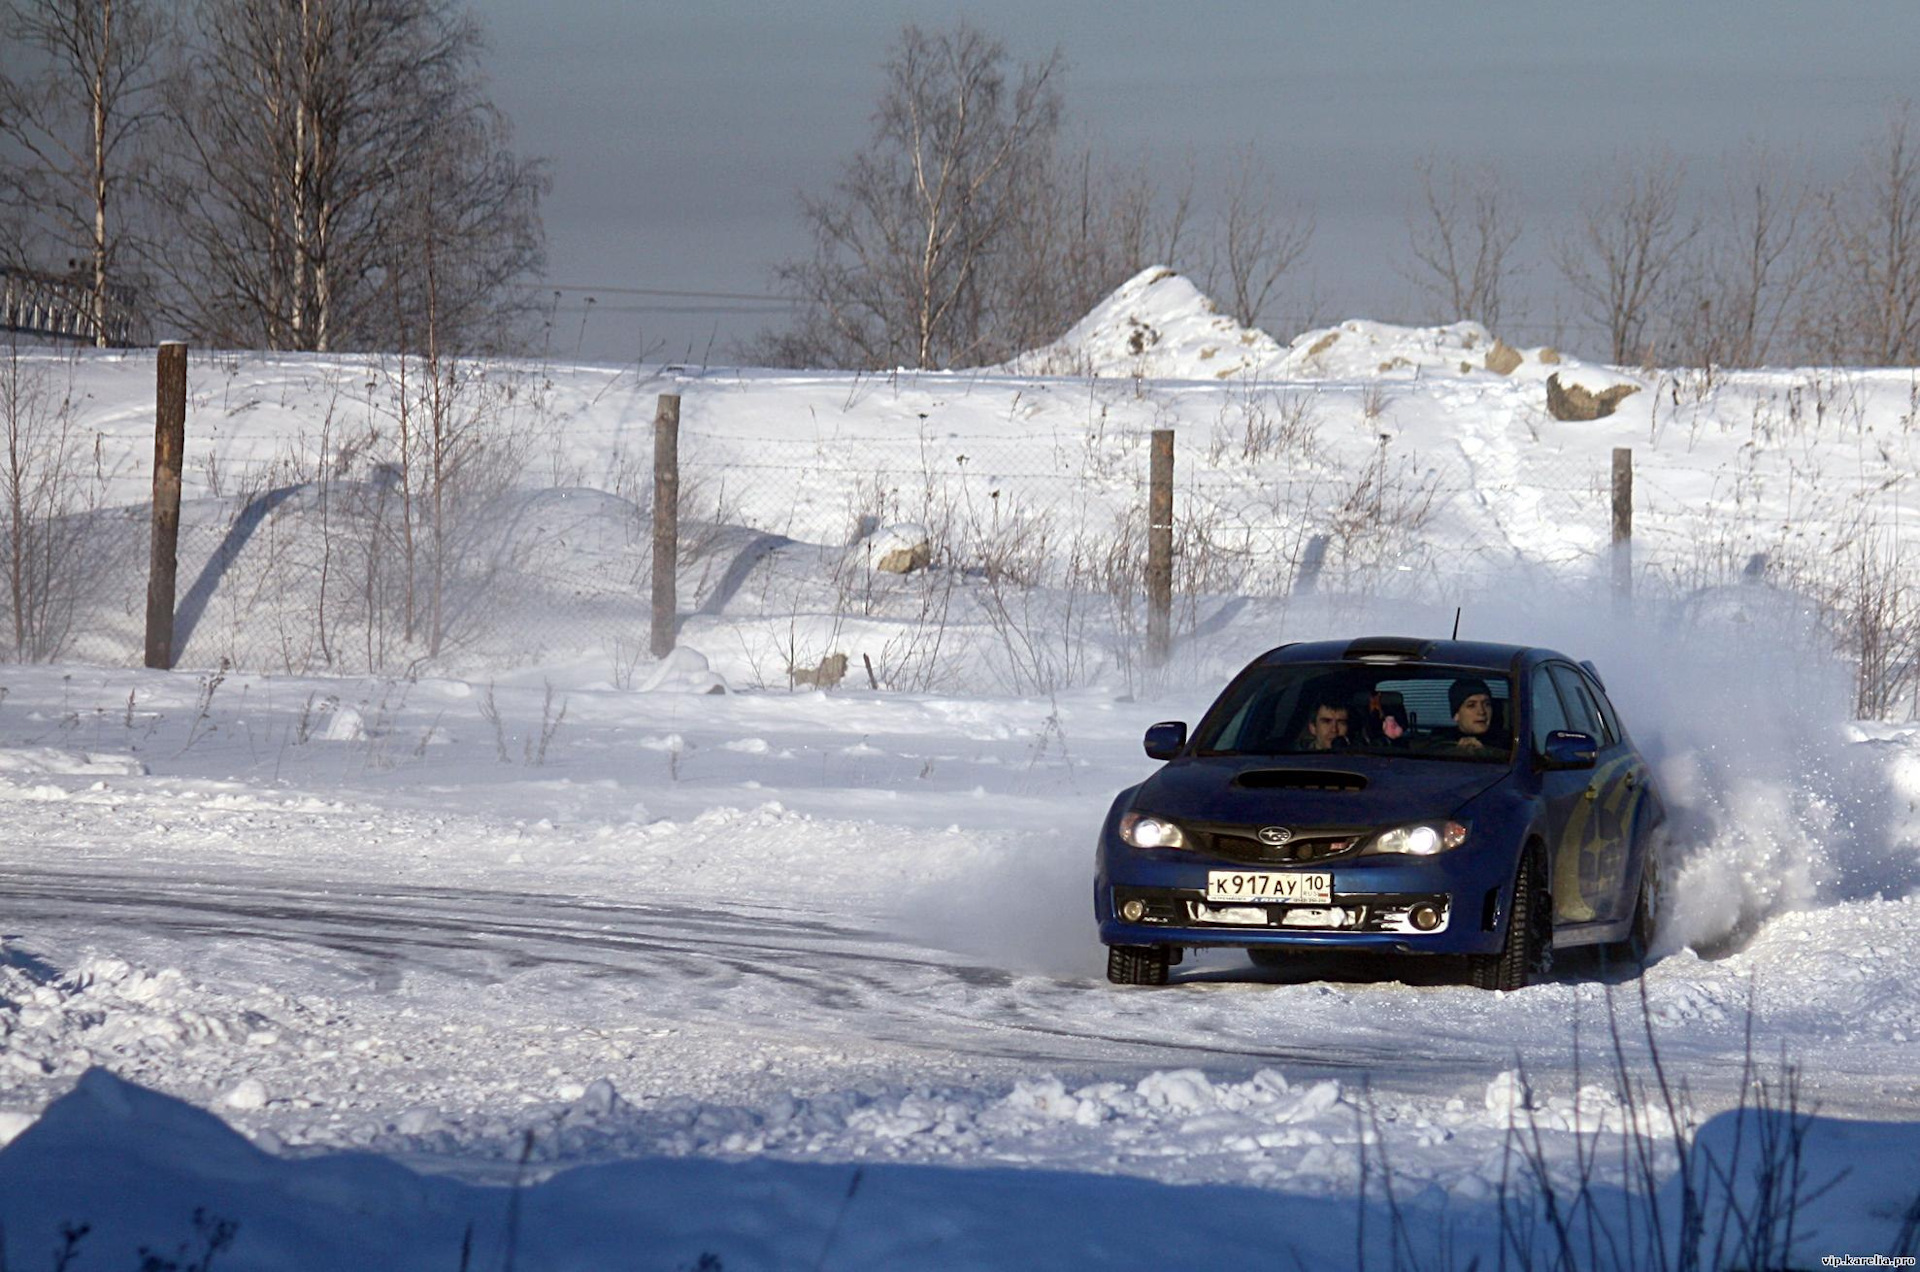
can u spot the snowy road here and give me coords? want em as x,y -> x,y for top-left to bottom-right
14,848 -> 1914,1127
0,654 -> 1916,1261
4,860 -> 1415,1078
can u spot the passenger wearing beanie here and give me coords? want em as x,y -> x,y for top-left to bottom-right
1449,678 -> 1494,749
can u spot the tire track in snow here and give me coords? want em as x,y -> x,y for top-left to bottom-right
2,862 -> 1400,1080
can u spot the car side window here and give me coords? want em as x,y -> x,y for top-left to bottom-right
1585,674 -> 1624,743
1548,664 -> 1609,746
1571,674 -> 1618,748
1530,666 -> 1572,755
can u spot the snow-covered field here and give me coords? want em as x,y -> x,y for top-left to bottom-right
3,272 -> 1919,1268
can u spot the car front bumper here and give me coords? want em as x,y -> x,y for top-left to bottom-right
1096,839 -> 1517,956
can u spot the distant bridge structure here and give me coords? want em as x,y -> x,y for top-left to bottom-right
0,265 -> 141,346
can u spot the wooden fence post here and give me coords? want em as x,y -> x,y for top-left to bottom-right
651,393 -> 681,658
144,342 -> 186,669
1612,446 -> 1633,611
1147,429 -> 1174,665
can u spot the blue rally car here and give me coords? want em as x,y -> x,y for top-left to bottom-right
1096,637 -> 1666,990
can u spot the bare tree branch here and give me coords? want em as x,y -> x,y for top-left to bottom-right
0,0 -> 168,345
759,23 -> 1065,370
1816,102 -> 1920,366
1552,150 -> 1697,364
154,0 -> 546,354
1204,146 -> 1312,330
1399,157 -> 1523,333
1670,147 -> 1814,367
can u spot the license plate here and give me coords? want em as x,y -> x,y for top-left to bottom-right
1205,871 -> 1332,904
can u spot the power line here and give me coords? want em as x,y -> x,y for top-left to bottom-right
544,282 -> 793,303
549,302 -> 789,316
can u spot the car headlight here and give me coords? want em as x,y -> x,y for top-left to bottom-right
1360,821 -> 1469,856
1119,810 -> 1189,850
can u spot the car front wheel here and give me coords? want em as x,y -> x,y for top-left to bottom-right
1606,851 -> 1661,969
1106,945 -> 1171,985
1469,852 -> 1548,992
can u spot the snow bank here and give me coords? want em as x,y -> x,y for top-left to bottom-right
2,1068 -> 1912,1270
0,954 -> 302,1131
0,1068 -> 1369,1270
1271,316 -> 1642,395
1277,316 -> 1503,378
999,267 -> 1641,395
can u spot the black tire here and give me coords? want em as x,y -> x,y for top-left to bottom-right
1248,948 -> 1289,969
1605,851 -> 1660,969
1469,852 -> 1547,992
1106,945 -> 1172,985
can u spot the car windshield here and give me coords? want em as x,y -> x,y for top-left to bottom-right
1192,662 -> 1515,762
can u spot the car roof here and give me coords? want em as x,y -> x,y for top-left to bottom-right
1250,636 -> 1569,673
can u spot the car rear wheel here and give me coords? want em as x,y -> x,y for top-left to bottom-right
1106,945 -> 1171,985
1469,852 -> 1546,992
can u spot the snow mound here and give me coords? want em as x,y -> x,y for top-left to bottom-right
0,955 -> 298,1113
0,748 -> 147,778
320,705 -> 368,742
1275,317 -> 1492,378
635,646 -> 727,695
1001,267 -> 1286,380
1001,269 -> 1643,392
1272,317 -> 1544,381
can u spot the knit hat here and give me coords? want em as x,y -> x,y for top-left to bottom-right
1449,678 -> 1492,715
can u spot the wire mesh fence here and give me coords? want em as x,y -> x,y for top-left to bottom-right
7,363 -> 1908,706
0,416 -> 1627,688
46,484 -> 661,677
669,410 -> 1620,694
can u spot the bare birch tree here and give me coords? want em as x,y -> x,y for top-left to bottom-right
0,339 -> 97,657
1671,149 -> 1813,367
157,0 -> 545,354
1552,151 -> 1697,364
769,23 -> 1064,370
1399,157 -> 1522,332
1204,147 -> 1313,330
0,0 -> 168,345
1816,104 -> 1920,366
990,147 -> 1194,357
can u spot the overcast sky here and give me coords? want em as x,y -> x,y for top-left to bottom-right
471,1 -> 1920,365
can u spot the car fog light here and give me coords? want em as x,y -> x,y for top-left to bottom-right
1409,904 -> 1441,931
1121,898 -> 1147,922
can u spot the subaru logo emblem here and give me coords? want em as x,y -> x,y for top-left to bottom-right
1257,826 -> 1293,846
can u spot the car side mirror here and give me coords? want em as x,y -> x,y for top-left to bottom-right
1143,721 -> 1187,760
1541,730 -> 1598,770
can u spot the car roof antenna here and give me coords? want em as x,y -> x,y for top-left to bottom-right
1451,607 -> 1462,640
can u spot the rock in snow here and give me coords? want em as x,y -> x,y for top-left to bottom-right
223,1078 -> 269,1110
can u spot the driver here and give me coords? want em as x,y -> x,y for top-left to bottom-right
1450,678 -> 1496,749
1299,699 -> 1350,750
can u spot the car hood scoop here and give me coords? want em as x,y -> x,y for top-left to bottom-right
1233,769 -> 1368,792
1138,755 -> 1505,826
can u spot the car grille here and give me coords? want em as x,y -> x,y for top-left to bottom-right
1110,886 -> 1450,935
1186,822 -> 1367,865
